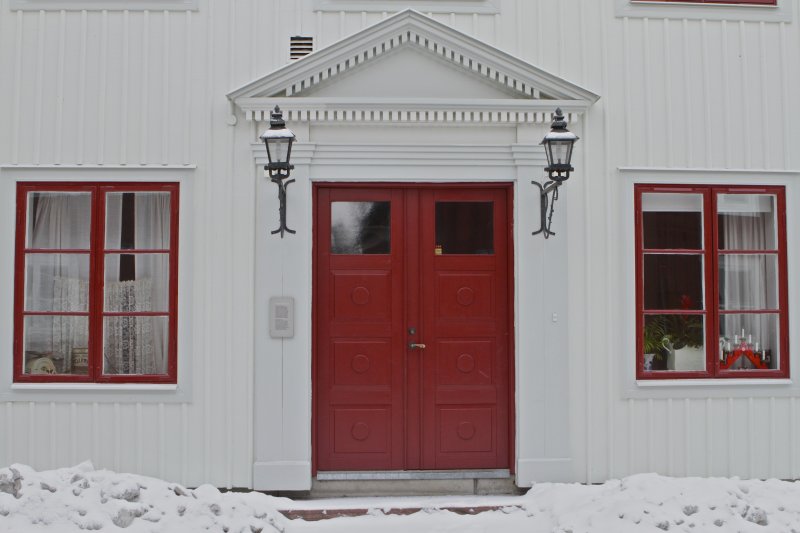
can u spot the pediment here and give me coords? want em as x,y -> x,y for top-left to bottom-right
228,9 -> 599,124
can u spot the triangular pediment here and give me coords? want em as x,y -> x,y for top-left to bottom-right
301,47 -> 521,99
228,9 -> 598,124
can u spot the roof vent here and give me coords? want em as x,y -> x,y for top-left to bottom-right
290,36 -> 313,60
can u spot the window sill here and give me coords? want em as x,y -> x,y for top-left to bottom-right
636,379 -> 792,387
615,0 -> 791,21
11,383 -> 178,391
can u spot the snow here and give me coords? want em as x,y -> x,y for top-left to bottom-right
3,463 -> 800,532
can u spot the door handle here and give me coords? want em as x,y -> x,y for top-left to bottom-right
409,343 -> 426,350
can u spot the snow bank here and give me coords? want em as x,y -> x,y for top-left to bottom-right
3,464 -> 800,532
525,473 -> 800,532
0,462 -> 288,532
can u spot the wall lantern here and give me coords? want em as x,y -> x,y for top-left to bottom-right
532,108 -> 579,238
260,106 -> 296,237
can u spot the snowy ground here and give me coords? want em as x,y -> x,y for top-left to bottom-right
2,463 -> 800,532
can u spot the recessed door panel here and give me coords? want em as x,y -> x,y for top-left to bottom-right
315,185 -> 510,472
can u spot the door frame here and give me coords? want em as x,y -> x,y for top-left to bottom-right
311,181 -> 516,475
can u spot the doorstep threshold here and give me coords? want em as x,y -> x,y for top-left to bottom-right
316,469 -> 511,481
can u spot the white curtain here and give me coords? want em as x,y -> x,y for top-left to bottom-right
720,195 -> 778,368
27,193 -> 91,373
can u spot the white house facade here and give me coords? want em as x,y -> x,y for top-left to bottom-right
1,0 -> 799,491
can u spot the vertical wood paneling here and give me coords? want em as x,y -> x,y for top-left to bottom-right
1,0 -> 800,489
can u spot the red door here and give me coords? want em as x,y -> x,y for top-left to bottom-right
315,184 -> 511,471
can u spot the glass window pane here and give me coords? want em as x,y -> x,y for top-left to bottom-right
26,192 -> 91,249
103,316 -> 169,375
642,193 -> 703,250
719,254 -> 778,311
435,202 -> 494,255
105,192 -> 172,250
25,253 -> 90,312
23,315 -> 89,375
104,254 -> 169,312
331,202 -> 390,254
642,314 -> 706,372
717,194 -> 777,250
720,313 -> 779,370
643,254 -> 704,310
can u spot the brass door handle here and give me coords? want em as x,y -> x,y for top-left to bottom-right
409,343 -> 427,350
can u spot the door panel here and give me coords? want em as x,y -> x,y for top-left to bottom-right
420,189 -> 509,469
316,188 -> 405,471
315,185 -> 510,471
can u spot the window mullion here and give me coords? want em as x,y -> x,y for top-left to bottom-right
708,189 -> 720,378
90,187 -> 104,382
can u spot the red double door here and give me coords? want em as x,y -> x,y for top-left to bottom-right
315,184 -> 512,471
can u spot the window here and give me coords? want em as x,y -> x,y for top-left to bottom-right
14,183 -> 179,384
641,0 -> 775,4
635,185 -> 788,380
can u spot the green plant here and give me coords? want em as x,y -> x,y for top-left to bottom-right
643,294 -> 704,359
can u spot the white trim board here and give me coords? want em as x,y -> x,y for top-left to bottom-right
615,0 -> 791,22
313,1 -> 499,14
9,0 -> 199,10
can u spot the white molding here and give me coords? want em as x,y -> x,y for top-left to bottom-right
619,166 -> 800,176
251,143 -> 547,168
313,0 -> 499,14
615,0 -> 792,22
516,458 -> 573,486
0,164 -> 197,170
239,98 -> 589,124
9,0 -> 199,10
227,10 -> 599,105
617,168 -> 800,400
0,167 -> 195,404
253,461 -> 312,491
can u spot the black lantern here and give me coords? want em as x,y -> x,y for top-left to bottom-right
532,108 -> 579,238
260,106 -> 296,237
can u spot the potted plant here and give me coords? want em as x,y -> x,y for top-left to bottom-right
643,295 -> 705,371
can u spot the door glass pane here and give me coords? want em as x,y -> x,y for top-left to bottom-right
331,202 -> 390,254
642,314 -> 706,372
643,254 -> 704,310
717,194 -> 777,250
641,193 -> 703,250
26,192 -> 91,249
105,192 -> 172,250
103,316 -> 169,375
104,254 -> 169,312
435,202 -> 494,255
25,253 -> 90,312
720,313 -> 779,370
23,315 -> 89,375
719,254 -> 778,311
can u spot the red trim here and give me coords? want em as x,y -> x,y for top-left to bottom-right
14,182 -> 179,384
635,184 -> 789,380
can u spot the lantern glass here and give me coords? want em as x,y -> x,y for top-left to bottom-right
548,140 -> 573,168
267,137 -> 292,166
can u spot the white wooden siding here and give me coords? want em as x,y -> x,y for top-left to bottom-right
1,0 -> 799,487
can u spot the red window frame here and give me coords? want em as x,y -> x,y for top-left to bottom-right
14,182 -> 179,384
635,184 -> 789,380
643,1 -> 776,5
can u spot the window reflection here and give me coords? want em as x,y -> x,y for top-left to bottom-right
331,202 -> 391,254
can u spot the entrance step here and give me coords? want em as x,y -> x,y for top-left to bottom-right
310,471 -> 523,498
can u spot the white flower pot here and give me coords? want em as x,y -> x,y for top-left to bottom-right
667,346 -> 705,371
